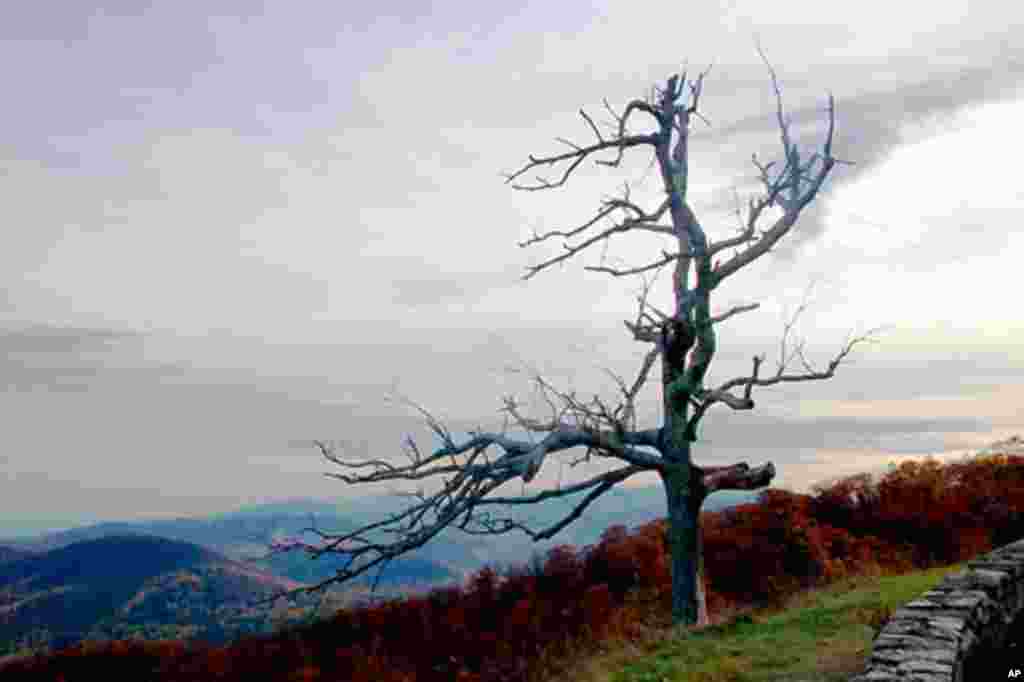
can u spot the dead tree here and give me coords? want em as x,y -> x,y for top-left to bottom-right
277,55 -> 876,627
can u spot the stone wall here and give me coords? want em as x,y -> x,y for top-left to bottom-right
851,538 -> 1024,681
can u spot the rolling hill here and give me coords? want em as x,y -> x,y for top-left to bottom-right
0,534 -> 312,655
2,510 -> 458,594
2,487 -> 757,591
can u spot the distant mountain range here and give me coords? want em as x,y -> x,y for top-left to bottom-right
0,487 -> 758,656
0,547 -> 27,565
0,535 -> 311,656
2,486 -> 757,587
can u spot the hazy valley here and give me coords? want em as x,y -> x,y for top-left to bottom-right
0,488 -> 757,656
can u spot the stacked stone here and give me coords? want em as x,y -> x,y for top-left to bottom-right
850,538 -> 1024,681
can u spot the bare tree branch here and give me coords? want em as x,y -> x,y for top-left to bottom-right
279,59 -> 867,629
710,47 -> 847,284
598,346 -> 660,433
683,278 -> 881,440
262,432 -> 654,605
474,464 -> 642,541
503,106 -> 657,190
714,327 -> 886,398
701,461 -> 776,494
586,249 -> 683,278
621,259 -> 674,346
499,373 -> 662,471
518,190 -> 678,280
518,191 -> 673,249
709,302 -> 760,326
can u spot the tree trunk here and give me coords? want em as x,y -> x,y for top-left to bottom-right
660,452 -> 709,627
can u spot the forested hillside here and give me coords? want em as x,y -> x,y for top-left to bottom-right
3,446 -> 1023,681
0,535 -> 312,656
0,547 -> 27,565
3,488 -> 758,588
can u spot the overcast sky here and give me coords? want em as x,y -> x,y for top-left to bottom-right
2,1 -> 1023,529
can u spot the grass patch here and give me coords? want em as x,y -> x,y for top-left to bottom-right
551,562 -> 967,682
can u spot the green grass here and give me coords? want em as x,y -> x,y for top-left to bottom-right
561,562 -> 968,682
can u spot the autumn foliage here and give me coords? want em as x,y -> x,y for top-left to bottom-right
4,449 -> 1024,681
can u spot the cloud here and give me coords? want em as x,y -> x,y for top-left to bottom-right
0,324 -> 187,393
1,2 -> 1022,524
0,325 -> 136,354
684,51 -> 1024,258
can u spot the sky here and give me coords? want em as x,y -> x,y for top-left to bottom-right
2,1 -> 1023,530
